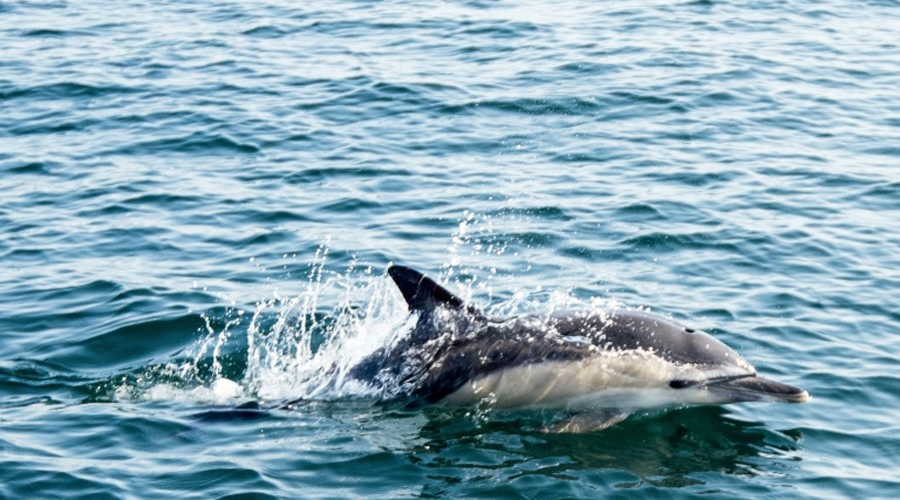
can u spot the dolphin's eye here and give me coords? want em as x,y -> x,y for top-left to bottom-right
669,379 -> 695,389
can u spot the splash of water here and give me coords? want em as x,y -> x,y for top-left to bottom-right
102,248 -> 413,404
242,257 -> 415,403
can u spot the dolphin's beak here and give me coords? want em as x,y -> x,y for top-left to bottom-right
706,375 -> 810,403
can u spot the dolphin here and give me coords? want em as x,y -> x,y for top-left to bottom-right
348,265 -> 809,432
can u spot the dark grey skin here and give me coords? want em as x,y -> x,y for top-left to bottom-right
348,265 -> 808,431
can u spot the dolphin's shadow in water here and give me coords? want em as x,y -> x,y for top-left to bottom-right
409,405 -> 804,489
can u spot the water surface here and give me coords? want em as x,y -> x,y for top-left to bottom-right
2,0 -> 900,499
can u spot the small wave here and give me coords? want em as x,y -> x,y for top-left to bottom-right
317,197 -> 382,214
443,96 -> 605,117
620,231 -> 742,254
122,193 -> 205,207
614,203 -> 666,220
241,25 -> 289,38
220,209 -> 314,224
48,314 -> 207,371
21,28 -> 92,37
0,82 -> 140,101
282,166 -> 413,185
106,133 -> 260,156
3,161 -> 59,175
863,146 -> 900,157
485,206 -> 574,221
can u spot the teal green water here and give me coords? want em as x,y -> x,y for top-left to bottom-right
2,0 -> 900,498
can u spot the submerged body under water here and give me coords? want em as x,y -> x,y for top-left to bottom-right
3,0 -> 900,499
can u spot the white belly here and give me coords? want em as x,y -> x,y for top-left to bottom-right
438,351 -> 727,411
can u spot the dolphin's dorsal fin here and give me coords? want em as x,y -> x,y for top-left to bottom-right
387,265 -> 465,312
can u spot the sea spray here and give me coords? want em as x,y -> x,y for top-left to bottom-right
242,261 -> 415,402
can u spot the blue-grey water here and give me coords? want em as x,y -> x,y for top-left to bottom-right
2,0 -> 899,498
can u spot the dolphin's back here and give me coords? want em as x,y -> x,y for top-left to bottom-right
409,318 -> 594,404
549,309 -> 750,368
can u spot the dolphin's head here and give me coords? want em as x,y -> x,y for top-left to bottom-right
601,309 -> 809,405
545,308 -> 810,409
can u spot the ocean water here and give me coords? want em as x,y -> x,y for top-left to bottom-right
2,0 -> 899,498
